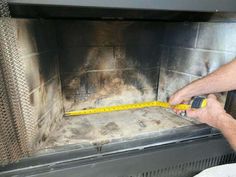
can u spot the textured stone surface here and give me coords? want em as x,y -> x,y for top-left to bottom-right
56,20 -> 122,47
40,107 -> 193,149
16,19 -> 64,149
56,20 -> 164,47
122,21 -> 164,46
16,19 -> 57,55
158,70 -> 191,101
197,23 -> 236,52
15,19 -> 236,151
59,47 -> 115,72
163,22 -> 198,48
23,51 -> 59,92
57,21 -> 163,111
167,48 -> 236,77
16,19 -> 38,55
118,45 -> 161,69
57,20 -> 236,110
33,20 -> 58,52
30,77 -> 62,118
61,68 -> 158,111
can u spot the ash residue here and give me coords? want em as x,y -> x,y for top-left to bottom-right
34,107 -> 194,150
62,43 -> 157,111
100,122 -> 120,135
66,77 -> 155,112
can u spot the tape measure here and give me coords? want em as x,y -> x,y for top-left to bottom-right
65,97 -> 207,116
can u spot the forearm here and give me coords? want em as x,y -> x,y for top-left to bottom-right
217,113 -> 236,150
180,59 -> 236,98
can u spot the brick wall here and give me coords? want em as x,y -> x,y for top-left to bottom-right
14,19 -> 236,147
56,21 -> 163,111
16,19 -> 64,148
57,20 -> 236,111
158,22 -> 236,102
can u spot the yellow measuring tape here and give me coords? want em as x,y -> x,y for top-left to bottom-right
65,101 -> 191,116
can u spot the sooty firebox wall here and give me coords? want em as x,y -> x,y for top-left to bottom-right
17,19 -> 236,152
44,20 -> 191,149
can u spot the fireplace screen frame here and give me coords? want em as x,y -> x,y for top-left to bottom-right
1,0 -> 236,171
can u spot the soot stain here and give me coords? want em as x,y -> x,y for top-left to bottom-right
93,140 -> 110,153
41,133 -> 47,142
205,60 -> 210,74
70,120 -> 93,137
142,110 -> 149,117
100,122 -> 119,135
152,120 -> 161,125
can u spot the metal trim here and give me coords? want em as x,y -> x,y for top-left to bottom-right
0,135 -> 234,177
0,124 -> 217,171
7,0 -> 236,12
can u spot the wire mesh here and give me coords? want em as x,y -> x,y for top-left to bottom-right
0,0 -> 36,165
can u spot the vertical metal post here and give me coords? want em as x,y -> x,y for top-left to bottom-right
225,90 -> 236,119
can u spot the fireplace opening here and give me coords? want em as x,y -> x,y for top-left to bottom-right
1,13 -> 236,165
19,19 -> 233,152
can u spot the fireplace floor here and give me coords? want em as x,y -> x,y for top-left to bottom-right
36,107 -> 196,151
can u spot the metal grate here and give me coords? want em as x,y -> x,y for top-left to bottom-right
0,0 -> 36,165
134,153 -> 236,177
0,0 -> 9,17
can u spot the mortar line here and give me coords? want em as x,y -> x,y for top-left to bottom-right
20,49 -> 57,59
166,69 -> 201,78
62,67 -> 159,75
159,44 -> 236,54
86,67 -> 158,72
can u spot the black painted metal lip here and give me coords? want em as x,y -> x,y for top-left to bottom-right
1,134 -> 232,177
7,0 -> 236,12
0,124 -> 219,174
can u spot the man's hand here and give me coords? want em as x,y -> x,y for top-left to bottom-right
169,88 -> 191,106
169,91 -> 226,128
167,59 -> 236,150
169,88 -> 192,114
186,94 -> 226,128
186,94 -> 236,150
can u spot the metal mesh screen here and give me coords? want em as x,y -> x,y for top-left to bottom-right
0,0 -> 10,17
0,0 -> 36,165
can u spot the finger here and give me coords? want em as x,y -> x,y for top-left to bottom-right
176,110 -> 183,115
173,109 -> 178,114
186,109 -> 200,118
172,108 -> 181,114
208,94 -> 217,100
172,108 -> 185,116
168,95 -> 178,105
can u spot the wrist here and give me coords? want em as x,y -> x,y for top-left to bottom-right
216,112 -> 234,131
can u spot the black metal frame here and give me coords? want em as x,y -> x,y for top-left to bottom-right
7,3 -> 236,22
2,1 -> 236,176
225,91 -> 236,118
0,134 -> 235,177
7,0 -> 236,12
0,124 -> 215,169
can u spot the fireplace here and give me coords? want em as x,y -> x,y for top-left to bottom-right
1,1 -> 236,177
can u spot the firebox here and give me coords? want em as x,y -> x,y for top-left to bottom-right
1,1 -> 236,177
